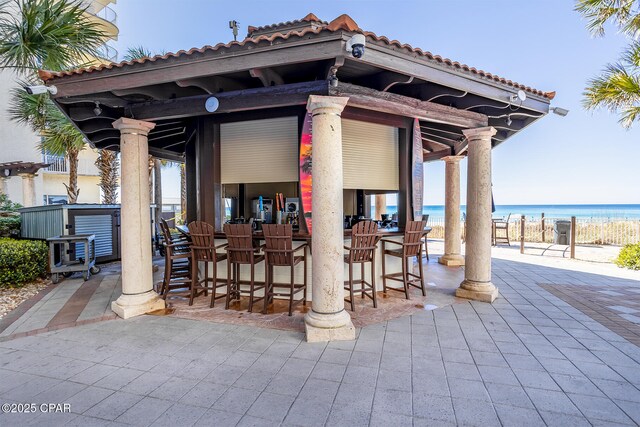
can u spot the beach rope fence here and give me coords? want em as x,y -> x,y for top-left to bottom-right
426,215 -> 640,246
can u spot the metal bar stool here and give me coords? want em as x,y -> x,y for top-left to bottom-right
158,218 -> 192,298
223,223 -> 266,312
381,220 -> 428,300
262,224 -> 307,316
344,220 -> 380,311
187,221 -> 228,307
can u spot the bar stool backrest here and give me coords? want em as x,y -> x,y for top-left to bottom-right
224,223 -> 255,263
188,221 -> 216,261
404,220 -> 428,257
348,220 -> 379,262
262,224 -> 293,266
159,217 -> 172,243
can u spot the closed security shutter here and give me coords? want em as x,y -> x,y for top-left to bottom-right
342,119 -> 399,190
221,117 -> 298,184
74,214 -> 113,258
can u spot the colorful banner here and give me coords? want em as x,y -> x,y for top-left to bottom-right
412,118 -> 424,220
299,112 -> 313,233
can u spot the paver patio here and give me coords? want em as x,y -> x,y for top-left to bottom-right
1,243 -> 640,426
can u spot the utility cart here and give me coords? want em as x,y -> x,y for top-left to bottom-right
47,234 -> 101,283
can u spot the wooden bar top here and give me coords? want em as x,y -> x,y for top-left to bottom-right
177,225 -> 431,241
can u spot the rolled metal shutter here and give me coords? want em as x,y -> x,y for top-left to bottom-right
221,117 -> 298,184
342,119 -> 399,190
74,214 -> 113,258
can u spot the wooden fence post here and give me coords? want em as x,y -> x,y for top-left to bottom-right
570,216 -> 576,259
520,215 -> 525,254
541,212 -> 545,242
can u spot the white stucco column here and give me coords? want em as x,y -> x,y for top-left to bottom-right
456,127 -> 499,302
111,117 -> 165,319
439,156 -> 465,266
375,194 -> 386,220
304,95 -> 355,342
0,177 -> 9,196
18,173 -> 36,207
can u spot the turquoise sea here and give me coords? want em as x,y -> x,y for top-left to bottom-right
378,204 -> 640,220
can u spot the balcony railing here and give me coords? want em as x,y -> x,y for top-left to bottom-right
81,2 -> 117,26
43,155 -> 100,176
96,43 -> 118,62
44,154 -> 67,172
94,4 -> 117,25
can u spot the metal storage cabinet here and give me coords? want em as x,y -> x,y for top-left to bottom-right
19,204 -> 122,262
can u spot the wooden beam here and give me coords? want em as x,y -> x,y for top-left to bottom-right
329,82 -> 488,128
453,140 -> 468,156
176,76 -> 247,93
375,71 -> 414,92
250,68 -> 284,86
359,43 -> 551,113
67,106 -> 119,122
57,95 -> 127,108
78,119 -> 116,134
130,80 -> 329,121
421,138 -> 450,153
423,150 -> 451,162
50,36 -> 344,98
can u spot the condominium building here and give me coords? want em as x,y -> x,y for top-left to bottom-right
0,0 -> 119,206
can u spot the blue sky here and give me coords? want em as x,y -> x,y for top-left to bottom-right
112,0 -> 640,205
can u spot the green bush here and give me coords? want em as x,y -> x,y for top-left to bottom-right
0,216 -> 21,237
0,238 -> 48,287
0,194 -> 21,238
615,243 -> 640,270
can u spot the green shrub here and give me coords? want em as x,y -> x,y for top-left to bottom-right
0,194 -> 21,238
0,216 -> 21,237
0,238 -> 48,287
615,243 -> 640,270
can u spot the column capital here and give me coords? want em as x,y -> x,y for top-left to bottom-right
442,155 -> 464,164
462,126 -> 497,141
307,95 -> 349,116
112,117 -> 156,136
17,172 -> 36,178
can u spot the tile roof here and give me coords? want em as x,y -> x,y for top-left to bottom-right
39,13 -> 555,100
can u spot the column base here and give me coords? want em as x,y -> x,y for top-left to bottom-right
111,290 -> 165,319
438,254 -> 465,267
455,279 -> 499,303
304,309 -> 356,342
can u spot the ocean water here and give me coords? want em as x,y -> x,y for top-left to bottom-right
376,204 -> 640,220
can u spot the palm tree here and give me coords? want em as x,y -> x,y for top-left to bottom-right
576,0 -> 640,127
1,0 -> 107,203
9,84 -> 86,202
95,150 -> 119,204
0,0 -> 105,74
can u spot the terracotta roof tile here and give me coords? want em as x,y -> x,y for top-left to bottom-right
247,12 -> 327,36
41,13 -> 555,100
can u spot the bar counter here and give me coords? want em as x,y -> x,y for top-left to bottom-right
176,225 -> 429,240
174,224 -> 430,303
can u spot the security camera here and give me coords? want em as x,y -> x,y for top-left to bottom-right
23,85 -> 57,95
346,34 -> 366,59
550,106 -> 569,117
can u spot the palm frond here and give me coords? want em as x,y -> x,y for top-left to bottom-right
575,0 -> 638,37
0,0 -> 107,74
123,46 -> 154,61
584,62 -> 640,127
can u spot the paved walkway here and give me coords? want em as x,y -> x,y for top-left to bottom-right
0,244 -> 639,426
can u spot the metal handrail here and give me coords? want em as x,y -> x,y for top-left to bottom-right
96,43 -> 118,62
94,4 -> 117,25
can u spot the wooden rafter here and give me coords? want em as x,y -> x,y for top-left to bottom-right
250,68 -> 284,86
329,82 -> 488,128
